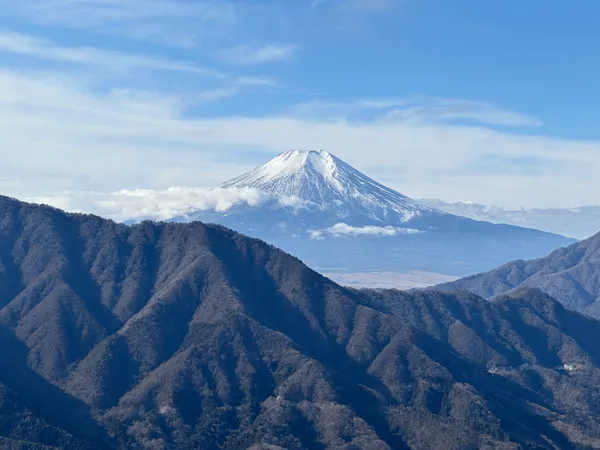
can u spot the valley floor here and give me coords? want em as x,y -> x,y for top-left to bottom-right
324,270 -> 459,290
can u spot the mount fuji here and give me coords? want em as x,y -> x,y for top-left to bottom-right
172,150 -> 575,281
222,149 -> 432,224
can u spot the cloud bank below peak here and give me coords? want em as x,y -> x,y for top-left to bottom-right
25,186 -> 600,241
27,187 -> 308,222
310,223 -> 423,239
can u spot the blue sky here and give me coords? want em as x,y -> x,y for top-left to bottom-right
0,0 -> 599,209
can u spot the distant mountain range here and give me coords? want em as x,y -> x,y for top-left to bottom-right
419,199 -> 600,239
436,229 -> 600,319
171,150 -> 574,278
3,195 -> 600,448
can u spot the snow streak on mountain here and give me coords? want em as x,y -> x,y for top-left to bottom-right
222,149 -> 436,224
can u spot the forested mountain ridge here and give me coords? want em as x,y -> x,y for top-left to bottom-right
1,195 -> 600,449
436,230 -> 600,318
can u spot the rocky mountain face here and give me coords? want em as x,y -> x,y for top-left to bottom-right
180,150 -> 574,278
1,196 -> 600,449
436,231 -> 600,318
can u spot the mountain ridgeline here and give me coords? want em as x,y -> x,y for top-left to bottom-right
436,230 -> 600,318
176,150 -> 574,278
2,195 -> 600,449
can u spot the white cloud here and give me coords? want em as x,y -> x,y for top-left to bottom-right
289,97 -> 541,127
1,68 -> 600,209
195,87 -> 239,103
383,98 -> 542,127
27,187 -> 309,222
341,0 -> 397,14
0,29 -> 225,77
288,98 -> 406,117
1,0 -> 238,46
312,0 -> 397,14
310,224 -> 422,239
236,76 -> 282,87
220,44 -> 299,66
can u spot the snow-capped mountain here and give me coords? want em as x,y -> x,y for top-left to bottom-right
174,150 -> 575,279
222,149 -> 433,224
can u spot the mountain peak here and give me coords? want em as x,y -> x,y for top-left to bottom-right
279,148 -> 332,160
279,149 -> 336,164
225,149 -> 343,194
280,149 -> 337,172
222,149 -> 432,221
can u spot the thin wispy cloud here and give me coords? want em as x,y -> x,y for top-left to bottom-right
311,0 -> 332,7
0,29 -> 226,77
312,0 -> 397,13
288,98 -> 407,117
194,87 -> 239,103
236,76 -> 282,87
220,44 -> 300,66
341,0 -> 398,14
383,98 -> 542,127
1,0 -> 238,46
289,97 -> 541,127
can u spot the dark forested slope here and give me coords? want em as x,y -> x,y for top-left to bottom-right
1,196 -> 600,449
436,231 -> 600,318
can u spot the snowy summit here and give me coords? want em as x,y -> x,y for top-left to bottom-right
222,149 -> 433,223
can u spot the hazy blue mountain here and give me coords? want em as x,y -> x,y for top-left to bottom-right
420,198 -> 600,239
